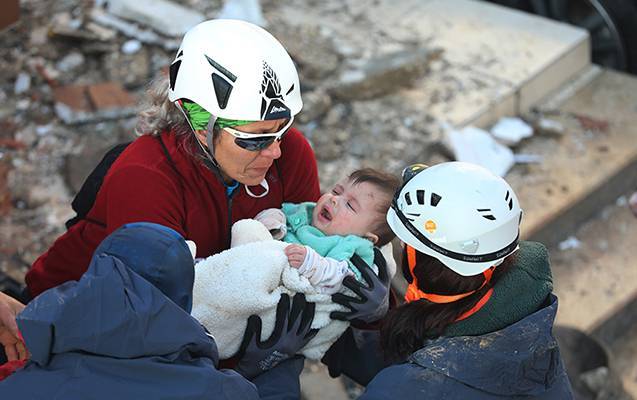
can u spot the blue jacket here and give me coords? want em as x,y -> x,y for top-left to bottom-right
359,294 -> 572,399
0,222 -> 302,399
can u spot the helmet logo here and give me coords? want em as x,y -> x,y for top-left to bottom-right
260,61 -> 291,120
425,220 -> 437,234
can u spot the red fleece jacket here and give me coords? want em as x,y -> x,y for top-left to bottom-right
26,128 -> 320,297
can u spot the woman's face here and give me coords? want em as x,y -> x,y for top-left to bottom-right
196,118 -> 287,186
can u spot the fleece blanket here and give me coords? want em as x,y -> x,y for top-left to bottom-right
192,219 -> 395,360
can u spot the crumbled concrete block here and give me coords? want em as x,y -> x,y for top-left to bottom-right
329,48 -> 442,101
121,40 -> 142,55
446,125 -> 514,177
53,82 -> 136,124
87,82 -> 135,110
534,117 -> 565,137
490,117 -> 533,146
105,0 -> 205,37
55,52 -> 85,73
90,9 -> 180,50
14,73 -> 31,95
218,0 -> 266,27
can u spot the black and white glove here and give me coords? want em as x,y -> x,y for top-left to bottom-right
330,248 -> 390,325
235,293 -> 318,379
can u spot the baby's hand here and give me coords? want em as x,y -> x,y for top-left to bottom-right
285,244 -> 307,268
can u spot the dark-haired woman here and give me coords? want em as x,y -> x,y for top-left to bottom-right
358,162 -> 573,399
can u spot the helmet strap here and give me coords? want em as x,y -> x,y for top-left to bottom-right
403,244 -> 495,320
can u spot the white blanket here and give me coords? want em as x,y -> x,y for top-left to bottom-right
192,219 -> 395,360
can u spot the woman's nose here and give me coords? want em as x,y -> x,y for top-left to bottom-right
259,139 -> 282,159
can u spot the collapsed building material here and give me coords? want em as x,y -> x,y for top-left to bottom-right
53,82 -> 137,124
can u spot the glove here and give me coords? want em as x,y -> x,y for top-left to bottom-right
330,247 -> 390,325
254,208 -> 287,240
235,293 -> 318,379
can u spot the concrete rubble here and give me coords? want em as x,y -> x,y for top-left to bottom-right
0,0 -> 452,285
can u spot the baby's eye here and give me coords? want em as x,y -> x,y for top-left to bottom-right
347,202 -> 355,211
332,189 -> 340,195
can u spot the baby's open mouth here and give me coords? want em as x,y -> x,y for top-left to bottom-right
320,206 -> 332,221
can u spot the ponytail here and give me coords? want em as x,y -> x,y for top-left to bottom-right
380,249 -> 514,363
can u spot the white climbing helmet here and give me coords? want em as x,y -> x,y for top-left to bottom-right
168,19 -> 302,121
387,162 -> 523,276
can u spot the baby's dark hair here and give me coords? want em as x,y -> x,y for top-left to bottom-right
348,168 -> 401,247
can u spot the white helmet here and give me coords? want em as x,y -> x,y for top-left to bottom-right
168,19 -> 302,121
387,162 -> 522,276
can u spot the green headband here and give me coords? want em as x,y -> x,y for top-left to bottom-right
180,101 -> 254,131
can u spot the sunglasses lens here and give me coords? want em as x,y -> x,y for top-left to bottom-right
234,137 -> 276,151
233,129 -> 288,151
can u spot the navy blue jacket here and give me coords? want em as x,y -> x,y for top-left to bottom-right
0,222 -> 302,399
360,295 -> 572,399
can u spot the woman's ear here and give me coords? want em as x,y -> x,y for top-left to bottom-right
364,232 -> 379,245
193,129 -> 208,147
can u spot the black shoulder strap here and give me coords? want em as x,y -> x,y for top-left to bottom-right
157,135 -> 180,177
156,134 -> 186,204
66,142 -> 131,229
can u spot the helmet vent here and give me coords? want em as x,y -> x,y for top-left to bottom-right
211,74 -> 233,109
205,55 -> 237,110
430,193 -> 441,207
286,84 -> 295,95
404,192 -> 412,205
205,55 -> 237,82
416,190 -> 425,205
508,198 -> 513,210
477,209 -> 496,221
405,212 -> 420,222
505,191 -> 510,201
169,60 -> 181,91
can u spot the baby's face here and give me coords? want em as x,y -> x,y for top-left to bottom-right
312,178 -> 386,238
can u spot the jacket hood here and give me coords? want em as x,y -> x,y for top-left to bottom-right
18,223 -> 216,366
410,295 -> 563,397
93,222 -> 195,312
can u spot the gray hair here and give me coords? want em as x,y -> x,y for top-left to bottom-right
135,76 -> 192,137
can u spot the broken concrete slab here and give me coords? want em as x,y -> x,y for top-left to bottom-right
217,0 -> 266,27
53,82 -> 137,124
103,47 -> 151,88
105,0 -> 205,37
329,48 -> 441,101
447,125 -> 515,177
90,9 -> 180,50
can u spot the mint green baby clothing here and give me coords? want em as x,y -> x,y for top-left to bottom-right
281,202 -> 374,281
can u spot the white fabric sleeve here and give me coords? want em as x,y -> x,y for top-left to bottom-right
296,246 -> 353,295
254,208 -> 287,240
